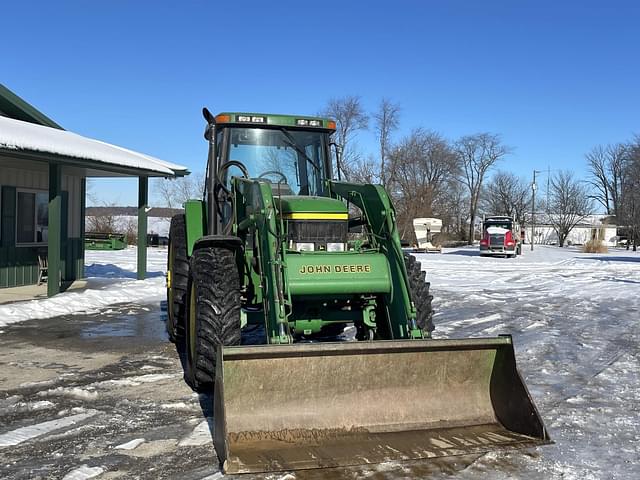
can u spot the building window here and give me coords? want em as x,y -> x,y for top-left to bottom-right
17,190 -> 48,244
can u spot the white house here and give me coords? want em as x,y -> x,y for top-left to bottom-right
525,214 -> 617,246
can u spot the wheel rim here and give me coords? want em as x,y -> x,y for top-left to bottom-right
167,241 -> 174,324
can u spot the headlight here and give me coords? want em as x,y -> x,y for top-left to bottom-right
326,242 -> 346,252
295,242 -> 315,252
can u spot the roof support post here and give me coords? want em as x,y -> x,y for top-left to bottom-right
137,176 -> 148,280
48,163 -> 62,297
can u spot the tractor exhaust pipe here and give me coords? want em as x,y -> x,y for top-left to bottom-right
203,107 -> 217,235
214,336 -> 550,474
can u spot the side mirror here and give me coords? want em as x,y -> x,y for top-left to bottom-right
329,142 -> 343,181
202,107 -> 216,125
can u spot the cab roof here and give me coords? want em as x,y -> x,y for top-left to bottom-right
215,112 -> 336,131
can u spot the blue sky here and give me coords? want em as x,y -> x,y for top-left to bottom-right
2,1 -> 639,205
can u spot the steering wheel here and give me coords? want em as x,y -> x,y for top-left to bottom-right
216,160 -> 250,195
258,170 -> 288,184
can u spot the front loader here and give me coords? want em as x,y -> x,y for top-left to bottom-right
166,110 -> 550,474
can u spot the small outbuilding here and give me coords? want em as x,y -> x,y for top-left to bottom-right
0,84 -> 187,297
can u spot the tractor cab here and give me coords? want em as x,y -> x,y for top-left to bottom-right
210,112 -> 336,197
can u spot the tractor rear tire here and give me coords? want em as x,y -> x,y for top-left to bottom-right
184,246 -> 241,392
404,253 -> 435,335
166,215 -> 189,344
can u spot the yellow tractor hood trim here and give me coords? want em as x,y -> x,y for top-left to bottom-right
283,212 -> 348,220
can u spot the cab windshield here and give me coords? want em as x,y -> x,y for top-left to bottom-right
485,222 -> 512,230
224,127 -> 329,196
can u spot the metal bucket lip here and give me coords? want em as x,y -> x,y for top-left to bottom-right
223,423 -> 552,474
223,336 -> 514,360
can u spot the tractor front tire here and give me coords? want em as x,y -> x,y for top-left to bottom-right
166,215 -> 189,344
404,254 -> 435,335
184,246 -> 241,392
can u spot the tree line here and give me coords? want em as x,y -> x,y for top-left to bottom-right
586,136 -> 640,250
322,95 -> 603,247
153,97 -> 637,249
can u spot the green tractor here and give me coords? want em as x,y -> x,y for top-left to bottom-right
166,110 -> 550,474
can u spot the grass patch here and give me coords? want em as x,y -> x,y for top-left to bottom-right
583,239 -> 608,253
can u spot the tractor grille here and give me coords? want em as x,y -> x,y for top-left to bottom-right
287,220 -> 348,243
489,234 -> 505,246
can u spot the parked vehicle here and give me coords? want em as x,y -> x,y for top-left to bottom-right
412,217 -> 442,252
480,215 -> 522,257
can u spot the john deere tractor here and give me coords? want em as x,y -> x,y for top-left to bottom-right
166,110 -> 549,474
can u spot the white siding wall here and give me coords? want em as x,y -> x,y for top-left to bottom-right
525,225 -> 618,246
0,158 -> 83,238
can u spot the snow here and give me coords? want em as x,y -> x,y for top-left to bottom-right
199,474 -> 224,480
160,402 -> 192,410
1,243 -> 639,477
0,410 -> 98,446
178,418 -> 214,446
486,226 -> 509,234
40,387 -> 99,401
115,438 -> 145,450
0,115 -> 186,176
96,373 -> 177,387
0,247 -> 167,327
414,245 -> 640,479
61,465 -> 105,480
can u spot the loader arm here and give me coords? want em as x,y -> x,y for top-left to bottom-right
233,177 -> 292,344
329,180 -> 422,338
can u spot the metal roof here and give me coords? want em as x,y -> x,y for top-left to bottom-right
0,115 -> 187,177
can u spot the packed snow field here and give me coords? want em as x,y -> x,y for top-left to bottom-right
0,245 -> 639,479
421,246 -> 640,480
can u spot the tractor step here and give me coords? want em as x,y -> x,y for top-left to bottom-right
214,337 -> 551,474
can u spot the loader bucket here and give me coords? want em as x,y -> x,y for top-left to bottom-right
214,336 -> 550,474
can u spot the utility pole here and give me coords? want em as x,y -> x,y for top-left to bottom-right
531,170 -> 542,251
546,165 -> 550,213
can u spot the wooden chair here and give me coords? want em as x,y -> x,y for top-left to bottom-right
37,251 -> 48,285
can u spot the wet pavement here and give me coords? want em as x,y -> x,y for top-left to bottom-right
0,303 -> 221,480
0,302 -> 494,480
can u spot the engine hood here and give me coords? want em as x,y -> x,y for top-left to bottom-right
277,196 -> 348,220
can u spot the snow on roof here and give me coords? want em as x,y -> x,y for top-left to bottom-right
0,115 -> 187,177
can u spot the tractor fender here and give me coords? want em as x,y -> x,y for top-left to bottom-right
193,235 -> 243,252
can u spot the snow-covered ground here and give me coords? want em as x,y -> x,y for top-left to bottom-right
0,244 -> 639,479
416,245 -> 640,480
0,247 -> 167,327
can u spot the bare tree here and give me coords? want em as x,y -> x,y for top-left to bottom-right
321,95 -> 369,180
373,98 -> 401,186
386,129 -> 460,238
607,143 -> 628,219
434,179 -> 469,241
548,170 -> 593,247
347,154 -> 379,184
86,206 -> 119,233
154,173 -> 204,208
455,133 -> 510,243
586,143 -> 627,217
620,136 -> 640,250
482,171 -> 531,224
